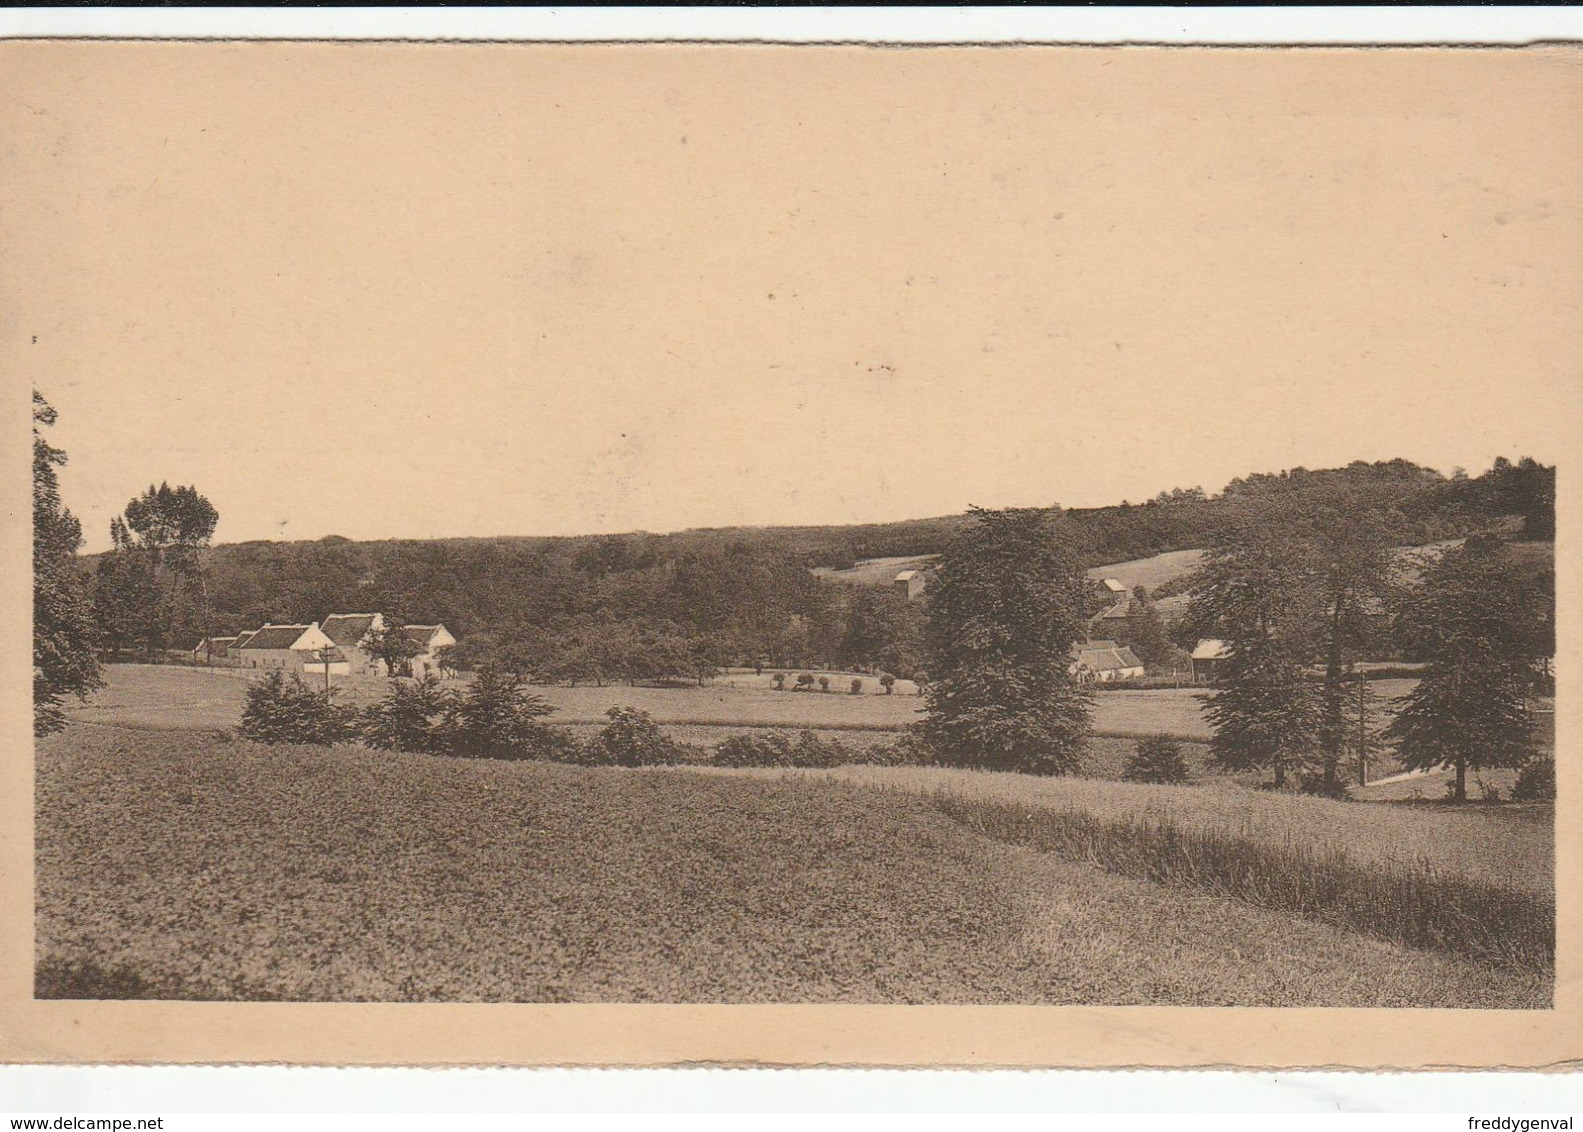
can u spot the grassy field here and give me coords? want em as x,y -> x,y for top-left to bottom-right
811,554 -> 939,586
68,665 -> 1547,801
1087,548 -> 1206,591
36,725 -> 1549,1006
71,664 -> 1421,744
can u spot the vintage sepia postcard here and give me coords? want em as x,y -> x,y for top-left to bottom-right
2,40 -> 1580,1068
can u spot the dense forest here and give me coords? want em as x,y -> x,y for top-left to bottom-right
89,456 -> 1554,679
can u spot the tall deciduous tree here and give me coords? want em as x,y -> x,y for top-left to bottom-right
921,506 -> 1092,775
1385,536 -> 1547,802
97,481 -> 220,658
33,391 -> 102,735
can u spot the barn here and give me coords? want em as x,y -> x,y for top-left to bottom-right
235,623 -> 344,674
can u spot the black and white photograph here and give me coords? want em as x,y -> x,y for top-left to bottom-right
6,36 -> 1578,1070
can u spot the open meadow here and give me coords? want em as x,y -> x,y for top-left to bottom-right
66,663 -> 1275,739
36,725 -> 1551,1006
70,665 -> 1555,802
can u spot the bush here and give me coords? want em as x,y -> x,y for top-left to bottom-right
582,706 -> 684,766
1122,736 -> 1191,785
360,674 -> 456,755
818,676 -> 831,693
1513,756 -> 1556,802
772,672 -> 786,691
713,731 -> 795,768
1298,771 -> 1353,801
239,672 -> 355,745
792,729 -> 848,768
879,673 -> 895,694
795,672 -> 816,692
710,729 -> 854,769
446,664 -> 566,760
850,678 -> 864,695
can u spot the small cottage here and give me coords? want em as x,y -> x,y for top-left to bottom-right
320,612 -> 388,677
1070,640 -> 1147,684
395,623 -> 458,679
190,636 -> 238,664
894,569 -> 930,600
1190,638 -> 1232,684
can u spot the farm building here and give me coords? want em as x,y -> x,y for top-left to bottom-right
1087,588 -> 1193,643
894,569 -> 931,600
1190,638 -> 1232,684
189,636 -> 238,664
235,623 -> 346,675
395,623 -> 458,679
1070,640 -> 1147,684
318,614 -> 456,678
320,612 -> 388,677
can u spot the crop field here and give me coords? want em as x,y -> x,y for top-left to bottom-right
36,726 -> 1549,1006
718,764 -> 1554,897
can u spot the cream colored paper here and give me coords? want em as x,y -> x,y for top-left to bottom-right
2,41 -> 1579,1067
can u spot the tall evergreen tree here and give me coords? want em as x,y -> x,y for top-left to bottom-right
1127,584 -> 1176,670
1308,504 -> 1397,792
1189,514 -> 1322,788
921,507 -> 1092,775
33,391 -> 102,735
1385,536 -> 1547,802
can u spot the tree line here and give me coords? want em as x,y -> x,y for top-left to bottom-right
79,453 -> 1551,680
918,499 -> 1553,801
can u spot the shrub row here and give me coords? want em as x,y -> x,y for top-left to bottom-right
240,676 -> 1227,784
930,793 -> 1554,972
238,670 -> 935,770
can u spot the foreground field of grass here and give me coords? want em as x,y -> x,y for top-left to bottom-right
36,726 -> 1547,1006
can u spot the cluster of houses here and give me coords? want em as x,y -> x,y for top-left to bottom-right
192,613 -> 457,680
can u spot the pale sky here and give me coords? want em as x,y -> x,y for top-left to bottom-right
5,44 -> 1579,552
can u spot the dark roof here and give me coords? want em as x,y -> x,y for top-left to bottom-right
396,624 -> 441,645
240,625 -> 312,650
1154,594 -> 1194,617
1073,645 -> 1145,673
321,613 -> 380,648
1097,597 -> 1135,620
232,630 -> 258,650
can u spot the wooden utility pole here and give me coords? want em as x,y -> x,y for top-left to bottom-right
315,646 -> 336,699
1355,668 -> 1370,786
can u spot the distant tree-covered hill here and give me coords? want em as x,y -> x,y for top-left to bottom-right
91,455 -> 1552,677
